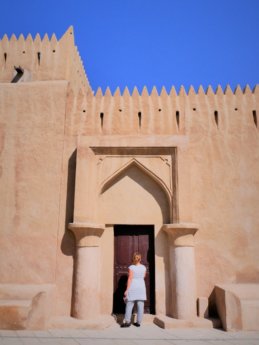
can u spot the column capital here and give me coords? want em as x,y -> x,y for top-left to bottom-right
68,222 -> 105,247
162,223 -> 199,247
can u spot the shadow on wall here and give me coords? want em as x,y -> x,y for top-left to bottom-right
113,275 -> 127,315
60,150 -> 77,316
61,149 -> 77,256
208,288 -> 220,319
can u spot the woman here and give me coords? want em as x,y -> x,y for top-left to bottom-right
121,252 -> 147,327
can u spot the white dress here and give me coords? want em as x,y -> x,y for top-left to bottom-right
127,264 -> 147,301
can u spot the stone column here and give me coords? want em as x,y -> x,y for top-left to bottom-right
163,223 -> 198,320
68,222 -> 105,320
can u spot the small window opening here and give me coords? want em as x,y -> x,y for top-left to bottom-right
158,108 -> 162,112
11,66 -> 24,83
4,52 -> 7,63
252,110 -> 257,127
193,107 -> 196,111
235,108 -> 238,111
37,52 -> 41,65
52,50 -> 56,53
138,112 -> 142,128
119,109 -> 122,112
100,112 -> 104,128
214,111 -> 219,127
83,110 -> 86,113
22,51 -> 25,54
176,111 -> 180,128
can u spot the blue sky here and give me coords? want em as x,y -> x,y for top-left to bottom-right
1,0 -> 259,93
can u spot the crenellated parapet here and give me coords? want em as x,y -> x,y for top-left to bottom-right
80,84 -> 259,136
1,26 -> 258,137
92,84 -> 258,97
0,26 -> 91,91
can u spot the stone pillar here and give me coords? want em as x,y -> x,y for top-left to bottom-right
68,222 -> 105,320
163,223 -> 198,320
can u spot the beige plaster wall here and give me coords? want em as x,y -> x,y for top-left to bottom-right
82,87 -> 259,316
177,88 -> 259,299
0,80 -> 77,317
1,27 -> 259,323
0,27 -> 93,319
1,79 -> 258,320
0,27 -> 90,90
72,84 -> 259,318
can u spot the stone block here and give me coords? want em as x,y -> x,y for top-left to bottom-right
0,284 -> 55,330
215,284 -> 259,331
153,315 -> 213,329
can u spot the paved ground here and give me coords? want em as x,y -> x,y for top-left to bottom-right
1,325 -> 259,345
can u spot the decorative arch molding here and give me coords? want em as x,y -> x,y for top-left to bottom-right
100,158 -> 172,208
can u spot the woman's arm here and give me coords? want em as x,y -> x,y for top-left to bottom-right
124,268 -> 133,297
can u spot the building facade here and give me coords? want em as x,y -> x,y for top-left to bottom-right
0,27 -> 259,331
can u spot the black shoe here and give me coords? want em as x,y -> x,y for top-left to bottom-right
133,322 -> 140,327
121,322 -> 131,328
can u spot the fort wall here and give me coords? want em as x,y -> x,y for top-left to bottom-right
0,26 -> 90,90
0,27 -> 258,327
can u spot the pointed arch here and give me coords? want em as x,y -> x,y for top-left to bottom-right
100,158 -> 172,207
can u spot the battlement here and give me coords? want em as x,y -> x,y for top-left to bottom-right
94,84 -> 259,97
0,26 -> 90,91
1,27 -> 258,137
77,83 -> 259,136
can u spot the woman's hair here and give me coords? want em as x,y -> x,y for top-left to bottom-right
132,252 -> 142,264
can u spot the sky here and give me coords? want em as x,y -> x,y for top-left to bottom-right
1,0 -> 259,93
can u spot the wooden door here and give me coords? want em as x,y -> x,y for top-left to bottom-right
113,225 -> 155,314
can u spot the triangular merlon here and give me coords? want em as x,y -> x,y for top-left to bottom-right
0,26 -> 74,44
59,26 -> 74,45
92,84 -> 258,97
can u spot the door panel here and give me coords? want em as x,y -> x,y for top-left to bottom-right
113,225 -> 155,314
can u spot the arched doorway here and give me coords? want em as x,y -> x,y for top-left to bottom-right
99,161 -> 171,317
69,144 -> 180,322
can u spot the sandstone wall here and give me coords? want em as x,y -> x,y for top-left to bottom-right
0,27 -> 91,318
0,80 -> 74,316
180,86 -> 259,297
80,84 -> 259,301
0,27 -> 89,90
0,26 -> 258,320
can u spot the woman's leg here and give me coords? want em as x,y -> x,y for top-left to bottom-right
136,301 -> 144,324
124,301 -> 135,323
